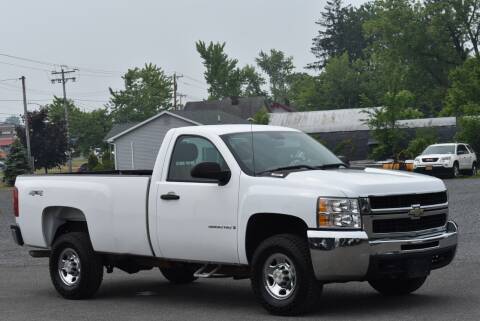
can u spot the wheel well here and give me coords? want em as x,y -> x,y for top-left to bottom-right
42,206 -> 89,246
245,213 -> 308,263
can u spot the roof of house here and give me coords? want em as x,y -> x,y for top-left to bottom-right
269,107 -> 457,133
184,97 -> 294,119
104,109 -> 249,142
0,137 -> 15,146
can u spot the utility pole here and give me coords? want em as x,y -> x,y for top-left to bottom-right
51,67 -> 77,173
20,76 -> 33,171
173,73 -> 183,110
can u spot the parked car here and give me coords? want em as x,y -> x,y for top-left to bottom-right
10,125 -> 458,315
413,143 -> 477,178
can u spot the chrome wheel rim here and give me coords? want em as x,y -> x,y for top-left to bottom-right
263,253 -> 296,300
58,248 -> 81,286
474,164 -> 477,175
454,165 -> 460,177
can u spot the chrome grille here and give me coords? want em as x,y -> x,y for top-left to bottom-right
363,193 -> 449,238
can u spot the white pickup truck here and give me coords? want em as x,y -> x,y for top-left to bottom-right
11,125 -> 458,315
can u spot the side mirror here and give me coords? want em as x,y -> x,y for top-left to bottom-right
191,162 -> 231,186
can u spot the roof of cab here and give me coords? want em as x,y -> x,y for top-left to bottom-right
171,124 -> 299,136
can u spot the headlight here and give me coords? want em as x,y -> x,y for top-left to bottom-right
441,156 -> 451,161
317,197 -> 361,229
414,157 -> 420,163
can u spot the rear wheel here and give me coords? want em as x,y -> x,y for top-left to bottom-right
49,232 -> 103,299
160,265 -> 197,284
251,234 -> 321,316
470,162 -> 478,176
368,276 -> 427,296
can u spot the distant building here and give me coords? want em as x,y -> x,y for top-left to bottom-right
269,108 -> 457,160
0,123 -> 16,158
184,97 -> 294,120
105,110 -> 248,170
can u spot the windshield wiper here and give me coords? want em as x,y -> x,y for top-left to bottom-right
256,164 -> 315,176
314,163 -> 347,169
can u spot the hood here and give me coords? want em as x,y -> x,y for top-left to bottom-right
284,167 -> 446,198
418,154 -> 452,159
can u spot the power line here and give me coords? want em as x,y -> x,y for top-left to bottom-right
0,52 -> 122,75
0,78 -> 19,82
0,60 -> 51,72
180,81 -> 207,91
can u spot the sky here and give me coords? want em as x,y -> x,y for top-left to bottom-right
0,0 -> 367,121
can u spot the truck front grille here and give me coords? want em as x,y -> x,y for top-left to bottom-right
372,214 -> 447,234
369,192 -> 447,210
422,157 -> 439,162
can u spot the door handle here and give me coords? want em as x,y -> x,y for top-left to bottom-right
161,193 -> 180,200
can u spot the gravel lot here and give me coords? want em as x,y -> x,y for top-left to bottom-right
0,178 -> 479,321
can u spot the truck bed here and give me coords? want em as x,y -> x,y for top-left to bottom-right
15,174 -> 154,257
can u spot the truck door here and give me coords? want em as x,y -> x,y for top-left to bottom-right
155,135 -> 239,263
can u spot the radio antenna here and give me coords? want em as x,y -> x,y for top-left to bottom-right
247,117 -> 256,176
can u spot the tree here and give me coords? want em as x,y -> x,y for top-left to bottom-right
109,63 -> 173,123
363,0 -> 463,115
256,49 -> 295,104
316,53 -> 363,109
426,0 -> 480,59
46,98 -> 112,156
196,41 -> 244,99
287,73 -> 323,111
364,90 -> 422,160
4,115 -> 20,125
241,65 -> 266,97
404,128 -> 438,159
76,108 -> 112,156
16,108 -> 67,173
456,116 -> 480,152
309,0 -> 373,69
442,57 -> 480,116
3,140 -> 30,186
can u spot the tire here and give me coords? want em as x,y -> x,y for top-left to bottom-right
251,234 -> 321,316
160,265 -> 197,284
49,232 -> 103,299
451,162 -> 460,178
470,162 -> 478,176
368,276 -> 427,296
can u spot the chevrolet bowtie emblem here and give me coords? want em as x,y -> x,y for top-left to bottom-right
409,204 -> 424,219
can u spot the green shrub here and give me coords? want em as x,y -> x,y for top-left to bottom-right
3,140 -> 31,186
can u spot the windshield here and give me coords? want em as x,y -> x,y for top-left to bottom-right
422,145 -> 455,155
221,131 -> 342,176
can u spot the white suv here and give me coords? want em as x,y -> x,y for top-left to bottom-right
414,143 -> 477,178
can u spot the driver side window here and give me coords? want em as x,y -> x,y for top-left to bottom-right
167,135 -> 229,182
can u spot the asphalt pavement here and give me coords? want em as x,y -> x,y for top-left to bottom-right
0,178 -> 479,321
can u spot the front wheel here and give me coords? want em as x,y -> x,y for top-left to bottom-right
470,162 -> 478,176
451,162 -> 460,178
49,232 -> 103,299
251,234 -> 321,316
368,276 -> 427,296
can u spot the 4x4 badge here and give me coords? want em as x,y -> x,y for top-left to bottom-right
409,204 -> 423,219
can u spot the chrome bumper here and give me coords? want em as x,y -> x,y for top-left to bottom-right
308,221 -> 458,281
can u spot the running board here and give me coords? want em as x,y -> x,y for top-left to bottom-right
193,264 -> 227,278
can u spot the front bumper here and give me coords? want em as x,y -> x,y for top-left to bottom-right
414,165 -> 452,176
308,221 -> 458,281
